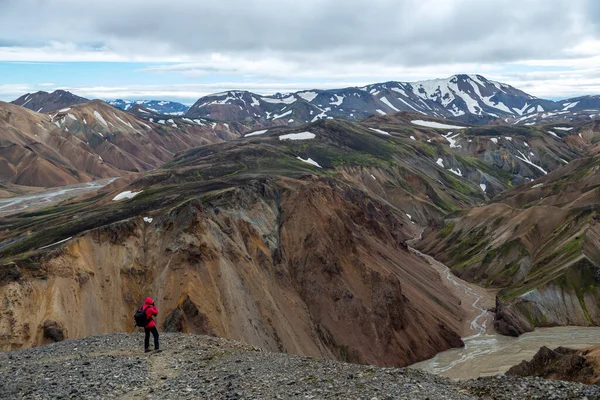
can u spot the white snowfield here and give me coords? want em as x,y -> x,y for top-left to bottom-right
547,131 -> 561,139
411,120 -> 466,129
554,127 -> 573,131
94,111 -> 108,127
261,96 -> 296,105
297,91 -> 318,102
380,97 -> 399,112
279,132 -> 316,141
436,158 -> 444,167
449,167 -> 462,177
368,127 -> 391,136
480,183 -> 487,192
296,156 -> 322,168
245,129 -> 268,137
143,217 -> 153,223
515,151 -> 548,175
112,190 -> 143,201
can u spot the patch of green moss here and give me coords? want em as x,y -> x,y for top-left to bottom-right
438,221 -> 456,238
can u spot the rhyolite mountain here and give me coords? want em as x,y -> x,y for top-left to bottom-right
108,99 -> 190,115
185,74 -> 600,126
0,117 -> 594,360
11,90 -> 89,113
0,100 -> 249,189
1,120 -> 492,364
416,143 -> 600,335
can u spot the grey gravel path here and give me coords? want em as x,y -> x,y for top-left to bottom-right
1,333 -> 598,399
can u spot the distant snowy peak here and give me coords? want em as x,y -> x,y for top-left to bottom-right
109,99 -> 189,116
185,74 -> 557,125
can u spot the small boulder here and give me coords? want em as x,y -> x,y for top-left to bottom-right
42,320 -> 65,342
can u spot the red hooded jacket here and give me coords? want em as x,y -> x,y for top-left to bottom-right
141,297 -> 158,329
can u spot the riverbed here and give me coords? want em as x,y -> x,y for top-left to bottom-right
411,326 -> 600,379
407,241 -> 600,380
0,178 -> 118,216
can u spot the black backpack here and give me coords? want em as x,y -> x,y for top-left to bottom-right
134,306 -> 149,327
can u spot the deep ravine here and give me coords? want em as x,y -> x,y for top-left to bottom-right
407,237 -> 600,380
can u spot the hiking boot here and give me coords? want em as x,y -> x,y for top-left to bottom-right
144,348 -> 151,353
154,349 -> 162,353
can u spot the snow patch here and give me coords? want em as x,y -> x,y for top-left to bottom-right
368,128 -> 391,136
143,217 -> 153,223
515,151 -> 548,175
93,111 -> 108,127
330,94 -> 344,106
547,131 -> 561,139
553,127 -> 573,131
449,167 -> 462,176
296,156 -> 322,168
380,97 -> 399,112
436,158 -> 444,167
112,190 -> 143,201
411,120 -> 466,129
298,91 -> 318,102
279,132 -> 315,141
480,183 -> 487,192
272,109 -> 293,120
245,129 -> 268,137
376,109 -> 386,115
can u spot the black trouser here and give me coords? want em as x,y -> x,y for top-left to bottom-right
144,326 -> 159,350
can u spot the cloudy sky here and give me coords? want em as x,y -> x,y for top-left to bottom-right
0,0 -> 599,103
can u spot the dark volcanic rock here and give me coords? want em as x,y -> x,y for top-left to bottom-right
507,345 -> 600,385
42,320 -> 65,342
493,297 -> 534,337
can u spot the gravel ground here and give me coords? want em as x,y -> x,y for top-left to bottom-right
1,333 -> 599,399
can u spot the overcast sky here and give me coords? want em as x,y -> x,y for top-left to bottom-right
0,0 -> 599,103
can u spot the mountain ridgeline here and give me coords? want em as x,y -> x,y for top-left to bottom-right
185,74 -> 600,126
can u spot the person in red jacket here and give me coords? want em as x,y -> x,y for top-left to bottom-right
142,297 -> 159,352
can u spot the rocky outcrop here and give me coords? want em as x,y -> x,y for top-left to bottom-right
507,345 -> 600,385
41,320 -> 65,343
493,297 -> 534,337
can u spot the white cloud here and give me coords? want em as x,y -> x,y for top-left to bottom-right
0,0 -> 599,100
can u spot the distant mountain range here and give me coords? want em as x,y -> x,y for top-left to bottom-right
185,74 -> 600,126
9,75 -> 600,126
108,99 -> 190,115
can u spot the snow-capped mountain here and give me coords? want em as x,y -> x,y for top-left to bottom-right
185,75 -> 561,125
505,95 -> 600,125
109,99 -> 190,115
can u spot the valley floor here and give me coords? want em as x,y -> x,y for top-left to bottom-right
1,333 -> 598,400
0,177 -> 118,216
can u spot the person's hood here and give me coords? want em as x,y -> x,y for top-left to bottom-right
144,297 -> 154,305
